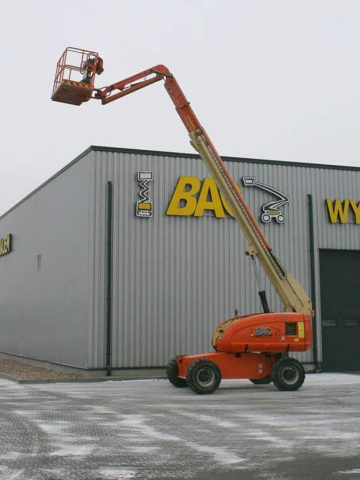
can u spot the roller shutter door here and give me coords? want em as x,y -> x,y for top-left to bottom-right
320,249 -> 360,371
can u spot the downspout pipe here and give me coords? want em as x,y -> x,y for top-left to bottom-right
105,181 -> 113,377
307,194 -> 320,371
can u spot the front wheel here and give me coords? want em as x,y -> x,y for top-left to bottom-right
166,357 -> 187,388
272,358 -> 305,391
186,359 -> 221,394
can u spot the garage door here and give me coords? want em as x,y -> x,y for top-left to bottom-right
320,249 -> 360,371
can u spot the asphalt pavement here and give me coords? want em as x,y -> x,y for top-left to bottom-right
0,373 -> 360,480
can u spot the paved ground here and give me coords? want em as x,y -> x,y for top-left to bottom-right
0,373 -> 360,480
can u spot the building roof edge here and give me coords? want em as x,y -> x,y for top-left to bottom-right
89,145 -> 360,172
0,145 -> 359,221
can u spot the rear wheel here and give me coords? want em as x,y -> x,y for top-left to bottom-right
166,357 -> 187,388
272,358 -> 305,391
250,375 -> 272,385
186,359 -> 221,394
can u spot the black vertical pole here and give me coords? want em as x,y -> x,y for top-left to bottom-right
307,194 -> 319,370
106,181 -> 113,377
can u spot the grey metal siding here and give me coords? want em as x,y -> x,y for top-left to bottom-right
89,149 -> 360,369
1,146 -> 359,370
0,158 -> 93,368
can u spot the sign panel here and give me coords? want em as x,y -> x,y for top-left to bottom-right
166,175 -> 289,223
242,176 -> 289,224
136,172 -> 153,218
166,176 -> 234,218
0,234 -> 12,257
326,199 -> 360,224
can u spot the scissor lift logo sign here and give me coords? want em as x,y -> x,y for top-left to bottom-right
136,171 -> 153,218
242,176 -> 289,224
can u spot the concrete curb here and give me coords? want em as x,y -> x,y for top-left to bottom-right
0,372 -> 167,385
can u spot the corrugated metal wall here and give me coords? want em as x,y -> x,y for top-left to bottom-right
0,147 -> 358,370
88,149 -> 360,369
0,157 -> 93,367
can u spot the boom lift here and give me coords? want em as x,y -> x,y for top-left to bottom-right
52,48 -> 313,394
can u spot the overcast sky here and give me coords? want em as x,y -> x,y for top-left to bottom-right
1,0 -> 359,215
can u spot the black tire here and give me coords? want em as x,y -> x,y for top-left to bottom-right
166,357 -> 187,388
250,375 -> 272,385
186,359 -> 221,394
272,358 -> 305,391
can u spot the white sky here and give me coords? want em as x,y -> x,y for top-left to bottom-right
1,0 -> 360,215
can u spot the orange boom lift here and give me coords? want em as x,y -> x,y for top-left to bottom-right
52,48 -> 313,394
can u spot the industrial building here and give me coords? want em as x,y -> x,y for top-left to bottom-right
0,146 -> 359,373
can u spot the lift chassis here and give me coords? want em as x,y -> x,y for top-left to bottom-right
52,48 -> 313,394
168,311 -> 312,393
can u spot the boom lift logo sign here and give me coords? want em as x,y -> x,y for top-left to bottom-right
135,172 -> 153,218
242,177 -> 289,224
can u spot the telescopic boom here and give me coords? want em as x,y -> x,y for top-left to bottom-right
51,50 -> 312,316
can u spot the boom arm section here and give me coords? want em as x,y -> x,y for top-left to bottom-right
76,62 -> 312,316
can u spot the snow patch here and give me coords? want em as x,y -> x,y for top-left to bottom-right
89,405 -> 112,414
119,414 -> 180,442
38,422 -> 69,434
99,467 -> 137,479
1,469 -> 24,480
244,430 -> 295,450
338,469 -> 360,475
126,446 -> 160,453
13,410 -> 38,417
42,469 -> 67,477
306,373 -> 360,386
0,452 -> 23,461
50,443 -> 95,457
178,411 -> 238,429
187,442 -> 246,465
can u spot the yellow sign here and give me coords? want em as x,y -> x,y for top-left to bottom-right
298,321 -> 305,339
0,234 -> 12,257
166,176 -> 235,218
326,199 -> 360,224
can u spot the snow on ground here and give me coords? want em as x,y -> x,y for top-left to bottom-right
99,468 -> 137,479
338,469 -> 360,475
0,373 -> 359,479
303,372 -> 360,385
